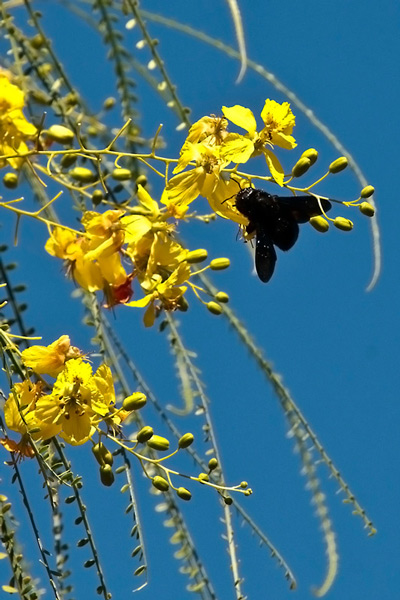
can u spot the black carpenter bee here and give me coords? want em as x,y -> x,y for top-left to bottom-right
235,188 -> 332,282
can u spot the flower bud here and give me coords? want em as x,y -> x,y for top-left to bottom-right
87,126 -> 98,137
208,458 -> 218,470
240,481 -> 248,489
136,426 -> 154,443
147,435 -> 170,451
329,157 -> 348,174
100,464 -> 114,487
92,442 -> 113,466
215,291 -> 229,303
69,167 -> 96,183
359,202 -> 375,217
186,249 -> 208,264
209,258 -> 230,270
178,433 -> 194,449
177,487 -> 192,501
309,215 -> 329,233
46,125 -> 75,144
123,392 -> 147,411
224,496 -> 233,505
136,174 -> 147,187
152,475 -> 169,492
111,168 -> 132,181
3,173 -> 18,189
360,185 -> 375,198
177,296 -> 189,312
103,97 -> 116,110
60,153 -> 77,168
334,216 -> 353,231
207,301 -> 223,315
92,189 -> 104,206
30,34 -> 45,49
301,148 -> 318,165
291,157 -> 311,178
198,473 -> 209,483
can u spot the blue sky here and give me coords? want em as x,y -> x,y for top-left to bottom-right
1,1 -> 399,599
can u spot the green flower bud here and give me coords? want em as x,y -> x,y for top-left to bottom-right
136,426 -> 154,443
360,185 -> 375,198
91,189 -> 104,206
215,291 -> 229,303
329,157 -> 348,174
30,34 -> 45,49
92,442 -> 113,466
208,458 -> 218,470
87,125 -> 98,137
3,173 -> 18,189
291,157 -> 311,178
334,216 -> 353,231
301,148 -> 318,165
38,63 -> 52,77
103,97 -> 116,110
111,168 -> 132,181
136,174 -> 147,187
147,435 -> 170,451
152,475 -> 169,492
46,125 -> 75,144
209,258 -> 230,270
177,487 -> 192,501
244,489 -> 253,496
207,301 -> 223,315
99,464 -> 114,487
69,167 -> 96,183
186,249 -> 208,264
122,392 -> 147,411
309,215 -> 330,233
178,433 -> 194,449
177,295 -> 189,312
65,92 -> 79,107
198,473 -> 209,483
240,481 -> 248,489
359,202 -> 375,217
60,153 -> 77,168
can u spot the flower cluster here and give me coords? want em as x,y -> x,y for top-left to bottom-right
45,185 -> 230,325
165,99 -> 296,216
2,336 -> 139,453
0,70 -> 37,169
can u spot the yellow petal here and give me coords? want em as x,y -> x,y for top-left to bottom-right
222,105 -> 257,136
207,178 -> 249,225
166,169 -> 205,208
137,184 -> 160,214
220,134 -> 254,164
263,149 -> 285,187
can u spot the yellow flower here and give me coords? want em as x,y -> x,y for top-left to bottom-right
122,185 -> 171,248
45,209 -> 132,298
142,232 -> 188,281
166,142 -> 229,213
185,115 -> 229,146
127,262 -> 191,327
21,335 -> 80,377
4,381 -> 60,444
221,100 -> 297,185
0,71 -> 37,169
34,358 -> 116,445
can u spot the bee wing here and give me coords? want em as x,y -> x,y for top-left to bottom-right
271,214 -> 299,251
255,228 -> 277,283
274,195 -> 332,223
